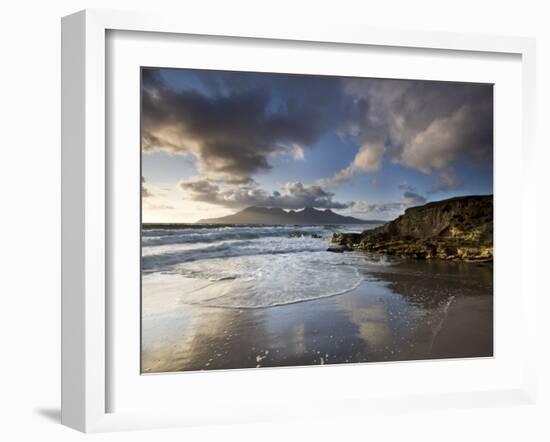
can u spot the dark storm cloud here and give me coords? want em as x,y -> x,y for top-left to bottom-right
180,179 -> 349,210
142,69 -> 362,184
143,68 -> 492,206
327,79 -> 493,187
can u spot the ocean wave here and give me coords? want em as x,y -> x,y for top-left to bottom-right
142,236 -> 329,272
142,225 -> 329,247
141,224 -> 389,307
142,258 -> 363,309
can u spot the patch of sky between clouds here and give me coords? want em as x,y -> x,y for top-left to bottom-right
142,150 -> 197,186
257,133 -> 359,192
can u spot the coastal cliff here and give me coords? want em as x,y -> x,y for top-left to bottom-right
331,195 -> 493,261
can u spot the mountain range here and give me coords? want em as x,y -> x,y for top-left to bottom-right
196,206 -> 377,225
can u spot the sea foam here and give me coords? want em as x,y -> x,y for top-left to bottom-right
142,224 -> 383,309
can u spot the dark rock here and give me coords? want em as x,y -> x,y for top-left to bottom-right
326,245 -> 350,253
288,231 -> 324,239
331,195 -> 493,261
331,232 -> 362,248
288,231 -> 304,238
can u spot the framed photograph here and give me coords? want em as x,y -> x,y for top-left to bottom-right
61,9 -> 537,432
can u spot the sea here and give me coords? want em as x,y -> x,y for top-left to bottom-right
141,223 -> 494,372
141,223 -> 386,309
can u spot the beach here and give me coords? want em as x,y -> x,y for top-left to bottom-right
141,224 -> 493,373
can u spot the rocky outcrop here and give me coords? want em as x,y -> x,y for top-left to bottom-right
288,231 -> 323,238
326,245 -> 348,253
331,195 -> 493,261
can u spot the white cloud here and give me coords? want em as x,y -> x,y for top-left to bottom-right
142,69 -> 355,185
398,105 -> 467,174
141,176 -> 152,198
324,79 -> 492,188
320,142 -> 385,186
269,143 -> 305,161
180,179 -> 350,210
351,191 -> 427,219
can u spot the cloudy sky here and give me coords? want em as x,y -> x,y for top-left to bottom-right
141,68 -> 493,223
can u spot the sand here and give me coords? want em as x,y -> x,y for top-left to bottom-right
141,260 -> 493,373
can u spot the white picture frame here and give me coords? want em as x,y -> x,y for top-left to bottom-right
61,9 -> 537,433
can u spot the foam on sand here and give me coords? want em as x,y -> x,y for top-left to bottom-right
143,255 -> 362,309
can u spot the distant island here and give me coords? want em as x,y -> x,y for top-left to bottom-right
196,206 -> 378,225
331,195 -> 493,261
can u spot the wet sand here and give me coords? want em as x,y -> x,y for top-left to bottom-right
142,259 -> 493,373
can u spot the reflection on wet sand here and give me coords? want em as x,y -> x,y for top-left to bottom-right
142,259 -> 493,373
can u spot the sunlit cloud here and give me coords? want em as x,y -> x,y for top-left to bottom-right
141,68 -> 493,222
142,69 -> 360,185
180,179 -> 350,210
351,190 -> 427,219
141,176 -> 153,198
319,142 -> 385,187
327,79 -> 492,186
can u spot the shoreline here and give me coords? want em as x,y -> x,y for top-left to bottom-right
142,258 -> 493,373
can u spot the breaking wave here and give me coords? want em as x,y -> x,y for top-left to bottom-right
142,224 -> 384,308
